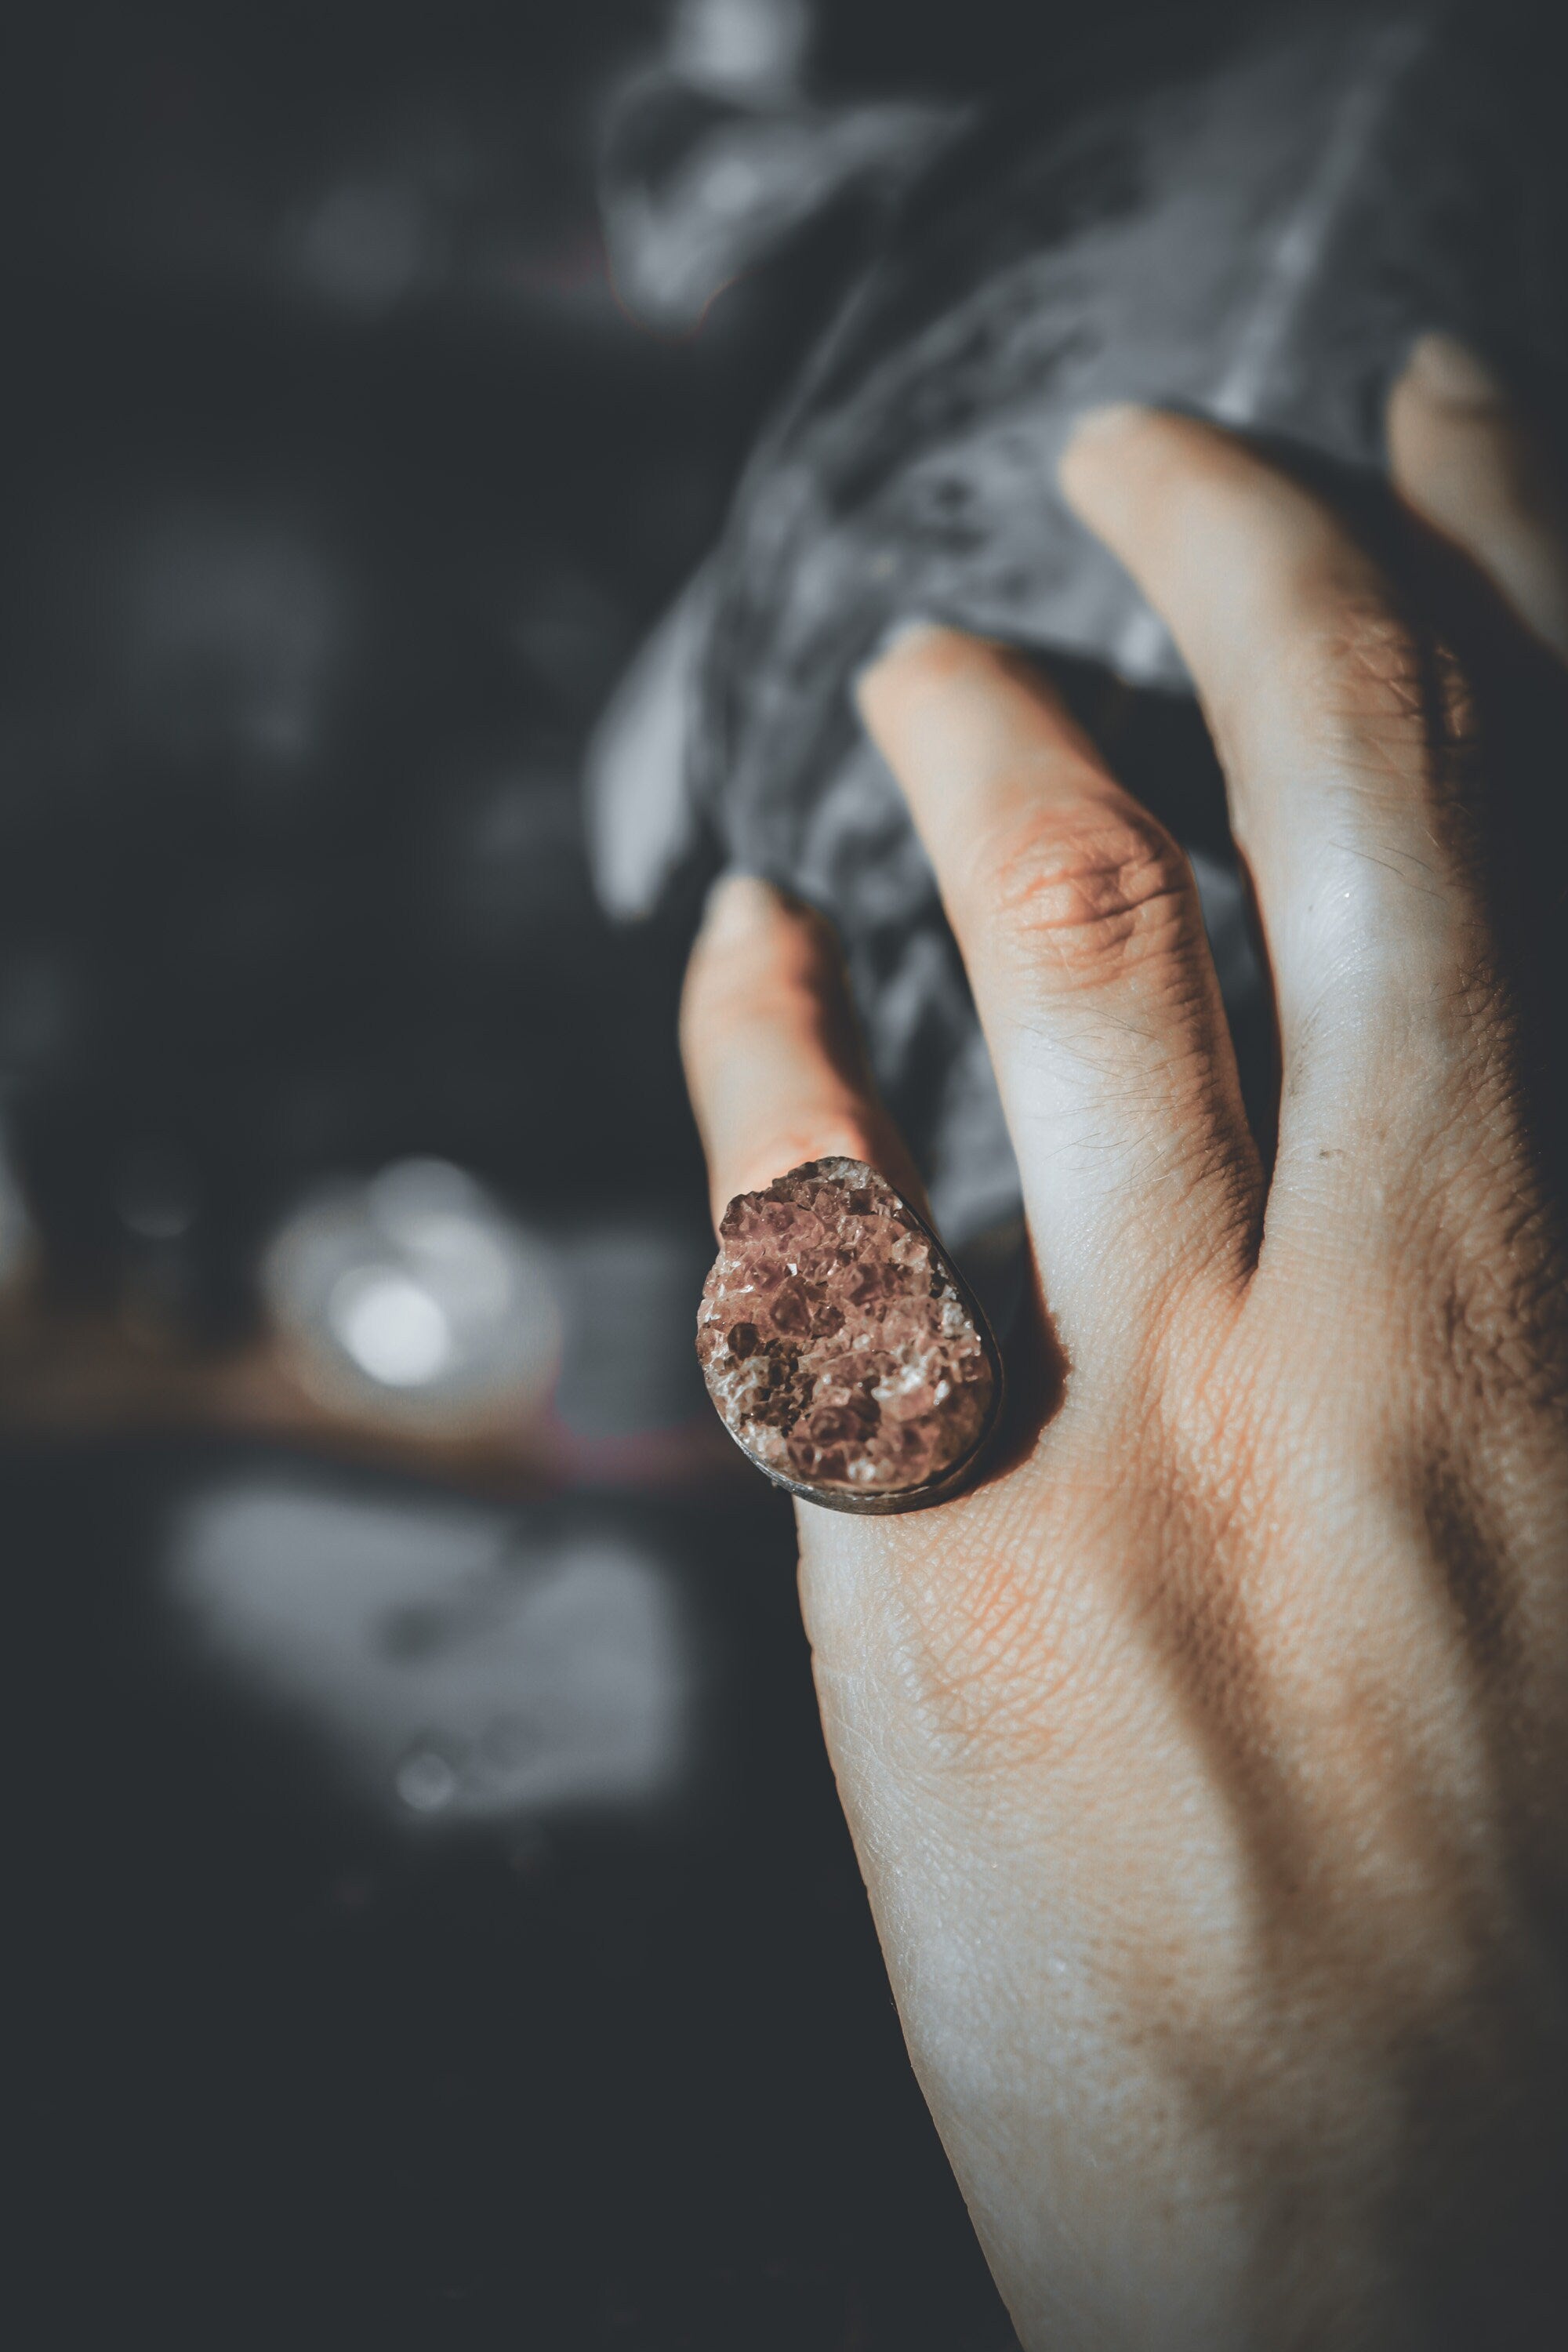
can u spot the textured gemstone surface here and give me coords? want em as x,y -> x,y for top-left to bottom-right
697,1158 -> 996,1501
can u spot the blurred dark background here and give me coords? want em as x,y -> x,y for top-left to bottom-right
0,5 -> 1098,2345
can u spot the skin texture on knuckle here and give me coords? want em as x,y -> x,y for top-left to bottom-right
691,901 -> 829,1016
1269,596 -> 1488,854
719,954 -> 830,1040
972,805 -> 1203,993
1278,601 -> 1428,771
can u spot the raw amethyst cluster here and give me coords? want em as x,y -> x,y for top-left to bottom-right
697,1158 -> 997,1506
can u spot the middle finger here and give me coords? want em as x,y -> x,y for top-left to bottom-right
857,628 -> 1260,1352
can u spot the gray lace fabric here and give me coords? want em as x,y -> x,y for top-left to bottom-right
594,0 -> 1568,1259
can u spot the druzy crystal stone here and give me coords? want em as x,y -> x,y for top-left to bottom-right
697,1158 -> 997,1505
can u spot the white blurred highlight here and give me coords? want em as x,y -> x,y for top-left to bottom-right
170,1477 -> 691,1823
332,1269 -> 456,1386
669,0 -> 811,98
584,569 -> 713,922
262,1157 -> 561,1429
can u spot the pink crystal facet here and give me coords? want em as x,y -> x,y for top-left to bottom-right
697,1158 -> 996,1501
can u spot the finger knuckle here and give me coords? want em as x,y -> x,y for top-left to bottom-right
1301,595 -> 1423,706
720,940 -> 838,1032
1290,598 -> 1455,779
976,808 -> 1198,986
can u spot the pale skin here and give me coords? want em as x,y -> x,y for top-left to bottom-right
680,338 -> 1568,2348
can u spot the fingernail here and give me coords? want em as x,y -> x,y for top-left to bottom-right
699,870 -> 780,944
853,615 -> 945,698
1058,402 -> 1154,511
1406,332 -> 1505,406
1062,399 -> 1152,453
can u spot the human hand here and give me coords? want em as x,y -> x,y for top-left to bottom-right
680,339 -> 1568,2349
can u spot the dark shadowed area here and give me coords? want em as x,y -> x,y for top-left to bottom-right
1,4 -> 1063,2343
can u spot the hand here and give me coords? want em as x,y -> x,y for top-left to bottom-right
680,338 -> 1568,2349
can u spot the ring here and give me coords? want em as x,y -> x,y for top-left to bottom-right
697,1157 -> 1005,1514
